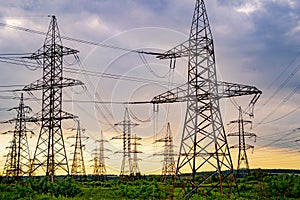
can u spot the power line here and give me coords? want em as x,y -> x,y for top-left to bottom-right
64,66 -> 180,86
63,99 -> 152,105
255,82 -> 300,128
74,57 -> 122,133
0,57 -> 181,87
259,105 -> 300,125
255,128 -> 300,150
0,53 -> 32,56
138,53 -> 171,78
0,22 -> 166,56
266,52 -> 300,90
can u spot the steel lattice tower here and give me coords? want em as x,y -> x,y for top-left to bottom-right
2,94 -> 33,179
151,0 -> 262,197
112,108 -> 138,177
68,119 -> 88,177
131,135 -> 142,177
23,16 -> 83,181
228,107 -> 256,176
154,122 -> 176,180
92,131 -> 110,176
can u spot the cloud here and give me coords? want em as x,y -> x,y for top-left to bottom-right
235,1 -> 264,15
0,0 -> 300,172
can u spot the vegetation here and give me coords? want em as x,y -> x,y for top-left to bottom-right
1,170 -> 300,199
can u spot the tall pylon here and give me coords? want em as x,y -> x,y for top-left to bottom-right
154,122 -> 176,180
228,107 -> 256,176
151,0 -> 262,197
131,135 -> 142,177
2,94 -> 33,179
92,131 -> 110,177
68,119 -> 88,177
112,108 -> 138,177
23,16 -> 83,181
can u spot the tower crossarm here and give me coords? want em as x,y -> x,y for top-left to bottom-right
229,119 -> 252,124
24,111 -> 77,123
30,44 -> 79,61
130,150 -> 143,154
230,144 -> 254,150
154,152 -> 177,156
0,118 -> 32,124
151,83 -> 189,104
23,77 -> 83,91
156,34 -> 214,60
111,135 -> 126,140
156,39 -> 190,59
151,81 -> 262,104
217,81 -> 262,99
96,139 -> 108,142
227,132 -> 257,138
154,138 -> 171,143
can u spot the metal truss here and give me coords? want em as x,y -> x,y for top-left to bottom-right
154,122 -> 176,180
92,131 -> 110,176
2,93 -> 33,179
68,119 -> 88,177
151,0 -> 262,197
23,16 -> 83,181
228,107 -> 257,176
112,108 -> 139,177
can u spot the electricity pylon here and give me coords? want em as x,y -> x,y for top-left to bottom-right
23,15 -> 83,181
151,0 -> 262,197
112,108 -> 138,177
2,93 -> 33,179
228,107 -> 256,176
131,135 -> 142,177
92,131 -> 110,177
154,122 -> 176,181
68,119 -> 88,177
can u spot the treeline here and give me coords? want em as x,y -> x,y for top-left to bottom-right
1,170 -> 300,199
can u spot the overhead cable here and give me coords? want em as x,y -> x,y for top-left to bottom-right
0,22 -> 165,56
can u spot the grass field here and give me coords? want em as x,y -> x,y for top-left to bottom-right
1,169 -> 300,199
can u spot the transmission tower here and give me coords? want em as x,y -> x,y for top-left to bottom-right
23,15 -> 83,181
228,107 -> 256,176
151,0 -> 262,197
154,122 -> 176,180
131,135 -> 142,178
2,93 -> 33,179
112,108 -> 138,177
92,131 -> 110,177
68,119 -> 88,177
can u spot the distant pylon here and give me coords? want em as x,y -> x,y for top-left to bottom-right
228,107 -> 256,176
23,15 -> 83,181
131,135 -> 142,177
154,122 -> 176,180
112,108 -> 138,177
92,131 -> 110,176
68,119 -> 88,177
2,93 -> 33,179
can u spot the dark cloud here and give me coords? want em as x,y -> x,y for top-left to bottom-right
0,0 -> 300,171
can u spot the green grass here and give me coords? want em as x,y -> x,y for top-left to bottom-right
1,171 -> 300,199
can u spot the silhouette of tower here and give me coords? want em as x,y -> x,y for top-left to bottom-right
2,93 -> 33,179
228,107 -> 256,176
151,0 -> 262,197
131,135 -> 142,177
154,122 -> 176,180
23,16 -> 83,181
92,131 -> 110,177
68,119 -> 88,177
112,108 -> 138,177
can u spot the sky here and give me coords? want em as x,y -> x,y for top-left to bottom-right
0,0 -> 300,175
